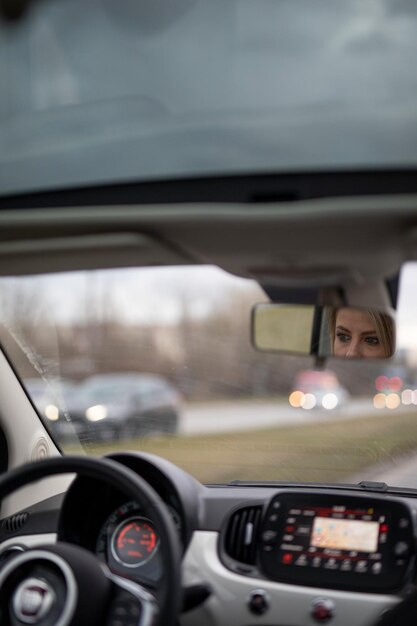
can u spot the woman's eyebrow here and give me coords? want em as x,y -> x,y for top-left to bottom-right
336,324 -> 376,335
336,325 -> 351,333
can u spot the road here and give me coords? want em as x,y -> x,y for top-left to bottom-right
179,398 -> 377,436
352,451 -> 417,490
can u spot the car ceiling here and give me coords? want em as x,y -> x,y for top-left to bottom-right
0,182 -> 416,307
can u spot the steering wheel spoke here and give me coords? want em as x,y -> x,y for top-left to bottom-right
105,572 -> 158,626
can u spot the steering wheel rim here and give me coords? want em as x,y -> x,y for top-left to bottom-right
0,455 -> 182,626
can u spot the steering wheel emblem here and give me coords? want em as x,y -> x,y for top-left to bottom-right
12,578 -> 55,624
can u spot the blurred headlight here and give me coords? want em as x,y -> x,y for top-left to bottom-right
289,390 -> 304,408
45,404 -> 59,421
401,389 -> 413,405
386,393 -> 400,410
322,393 -> 338,410
373,393 -> 386,409
85,405 -> 107,421
301,393 -> 316,410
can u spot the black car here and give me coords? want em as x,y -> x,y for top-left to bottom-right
63,373 -> 181,441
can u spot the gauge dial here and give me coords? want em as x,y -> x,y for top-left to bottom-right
111,516 -> 159,568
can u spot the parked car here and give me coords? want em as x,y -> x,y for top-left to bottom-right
63,373 -> 181,441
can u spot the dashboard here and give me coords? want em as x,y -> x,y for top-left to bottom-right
0,453 -> 416,626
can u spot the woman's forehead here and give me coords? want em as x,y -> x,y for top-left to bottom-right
335,308 -> 375,331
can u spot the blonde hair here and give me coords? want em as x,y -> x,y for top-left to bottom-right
327,307 -> 395,357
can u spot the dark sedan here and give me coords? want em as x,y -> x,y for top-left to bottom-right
61,373 -> 181,442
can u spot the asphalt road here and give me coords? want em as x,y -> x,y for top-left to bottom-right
354,452 -> 417,490
179,398 -> 377,436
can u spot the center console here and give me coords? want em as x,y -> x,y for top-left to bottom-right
259,492 -> 415,592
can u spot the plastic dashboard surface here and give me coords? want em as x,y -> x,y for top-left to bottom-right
0,455 -> 417,626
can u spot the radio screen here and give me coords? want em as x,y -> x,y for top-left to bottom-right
260,493 -> 413,592
275,503 -> 388,575
311,517 -> 380,553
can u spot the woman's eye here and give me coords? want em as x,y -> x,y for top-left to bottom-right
336,333 -> 350,343
365,336 -> 380,345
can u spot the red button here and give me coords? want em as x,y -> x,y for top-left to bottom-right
380,524 -> 389,533
311,598 -> 335,622
282,553 -> 293,564
285,526 -> 295,533
314,606 -> 331,620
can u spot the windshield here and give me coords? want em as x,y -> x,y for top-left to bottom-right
1,0 -> 417,195
1,263 -> 417,488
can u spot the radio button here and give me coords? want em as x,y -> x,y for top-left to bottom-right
394,541 -> 409,557
399,518 -> 409,529
262,530 -> 277,544
355,561 -> 368,573
282,553 -> 294,564
372,562 -> 382,574
340,560 -> 352,572
324,558 -> 338,570
312,557 -> 322,567
295,555 -> 308,566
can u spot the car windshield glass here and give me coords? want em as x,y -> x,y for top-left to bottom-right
0,0 -> 417,195
76,385 -> 132,403
1,263 -> 417,488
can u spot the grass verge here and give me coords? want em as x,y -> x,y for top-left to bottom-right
66,411 -> 417,485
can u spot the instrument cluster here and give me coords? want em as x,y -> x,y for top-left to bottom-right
57,452 -> 201,588
95,499 -> 182,585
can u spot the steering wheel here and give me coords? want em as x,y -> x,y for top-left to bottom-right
0,456 -> 182,626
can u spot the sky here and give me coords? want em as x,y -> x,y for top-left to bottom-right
0,265 -> 264,326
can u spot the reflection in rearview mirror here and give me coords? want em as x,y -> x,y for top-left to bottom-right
252,304 -> 395,359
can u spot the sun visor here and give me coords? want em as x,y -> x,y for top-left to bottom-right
0,232 -> 191,276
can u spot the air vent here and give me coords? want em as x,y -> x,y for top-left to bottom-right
224,506 -> 262,565
1,512 -> 29,535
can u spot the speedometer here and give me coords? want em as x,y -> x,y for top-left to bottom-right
111,516 -> 159,567
96,499 -> 182,580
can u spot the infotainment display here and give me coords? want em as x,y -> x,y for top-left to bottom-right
311,516 -> 379,553
259,493 -> 414,592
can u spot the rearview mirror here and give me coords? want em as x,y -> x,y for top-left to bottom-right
252,304 -> 395,359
